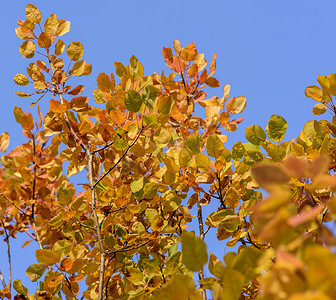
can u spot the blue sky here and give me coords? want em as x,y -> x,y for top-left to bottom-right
1,0 -> 336,295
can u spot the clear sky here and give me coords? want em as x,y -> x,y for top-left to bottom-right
1,0 -> 336,295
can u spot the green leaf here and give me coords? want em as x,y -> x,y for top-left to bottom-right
104,232 -> 117,250
57,186 -> 72,206
221,215 -> 240,232
232,142 -> 246,160
142,85 -> 157,108
66,41 -> 84,61
35,249 -> 59,266
212,269 -> 244,299
125,90 -> 142,112
184,134 -> 202,155
115,224 -> 127,239
182,231 -> 208,272
13,279 -> 29,296
25,264 -> 46,282
303,120 -> 322,139
143,182 -> 158,199
14,74 -> 29,86
130,177 -> 144,193
52,240 -> 73,258
48,211 -> 65,229
265,144 -> 286,162
19,40 -> 35,59
145,208 -> 158,224
266,114 -> 287,142
231,247 -> 262,282
245,125 -> 266,146
207,135 -> 224,158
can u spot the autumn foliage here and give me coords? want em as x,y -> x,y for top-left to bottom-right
1,4 -> 336,300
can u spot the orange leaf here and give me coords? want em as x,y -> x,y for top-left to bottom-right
109,110 -> 125,125
49,99 -> 67,113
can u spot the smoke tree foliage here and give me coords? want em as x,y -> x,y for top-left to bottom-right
1,4 -> 336,300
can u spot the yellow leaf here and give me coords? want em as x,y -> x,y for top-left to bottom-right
55,39 -> 65,55
19,40 -> 35,58
66,41 -> 84,61
26,4 -> 42,24
14,74 -> 29,86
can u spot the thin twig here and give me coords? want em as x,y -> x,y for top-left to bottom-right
94,125 -> 145,188
93,141 -> 114,154
73,217 -> 95,231
0,269 -> 6,289
4,196 -> 30,217
215,172 -> 226,208
105,240 -> 149,255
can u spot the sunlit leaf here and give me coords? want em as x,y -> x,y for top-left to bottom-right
19,40 -> 35,58
25,264 -> 46,282
93,88 -> 107,104
226,96 -> 246,114
14,74 -> 29,86
207,135 -> 224,158
266,114 -> 287,142
66,41 -> 84,61
55,39 -> 65,55
245,125 -> 266,146
0,132 -> 10,153
71,60 -> 86,76
97,72 -> 112,92
13,279 -> 28,296
26,4 -> 42,24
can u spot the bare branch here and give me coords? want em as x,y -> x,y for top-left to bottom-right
87,149 -> 106,300
1,220 -> 11,293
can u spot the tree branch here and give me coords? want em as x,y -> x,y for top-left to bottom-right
197,200 -> 207,300
94,125 -> 145,188
0,269 -> 6,289
105,240 -> 149,255
87,149 -> 106,300
1,220 -> 11,293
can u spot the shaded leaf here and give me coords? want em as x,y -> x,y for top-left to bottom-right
182,231 -> 208,272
